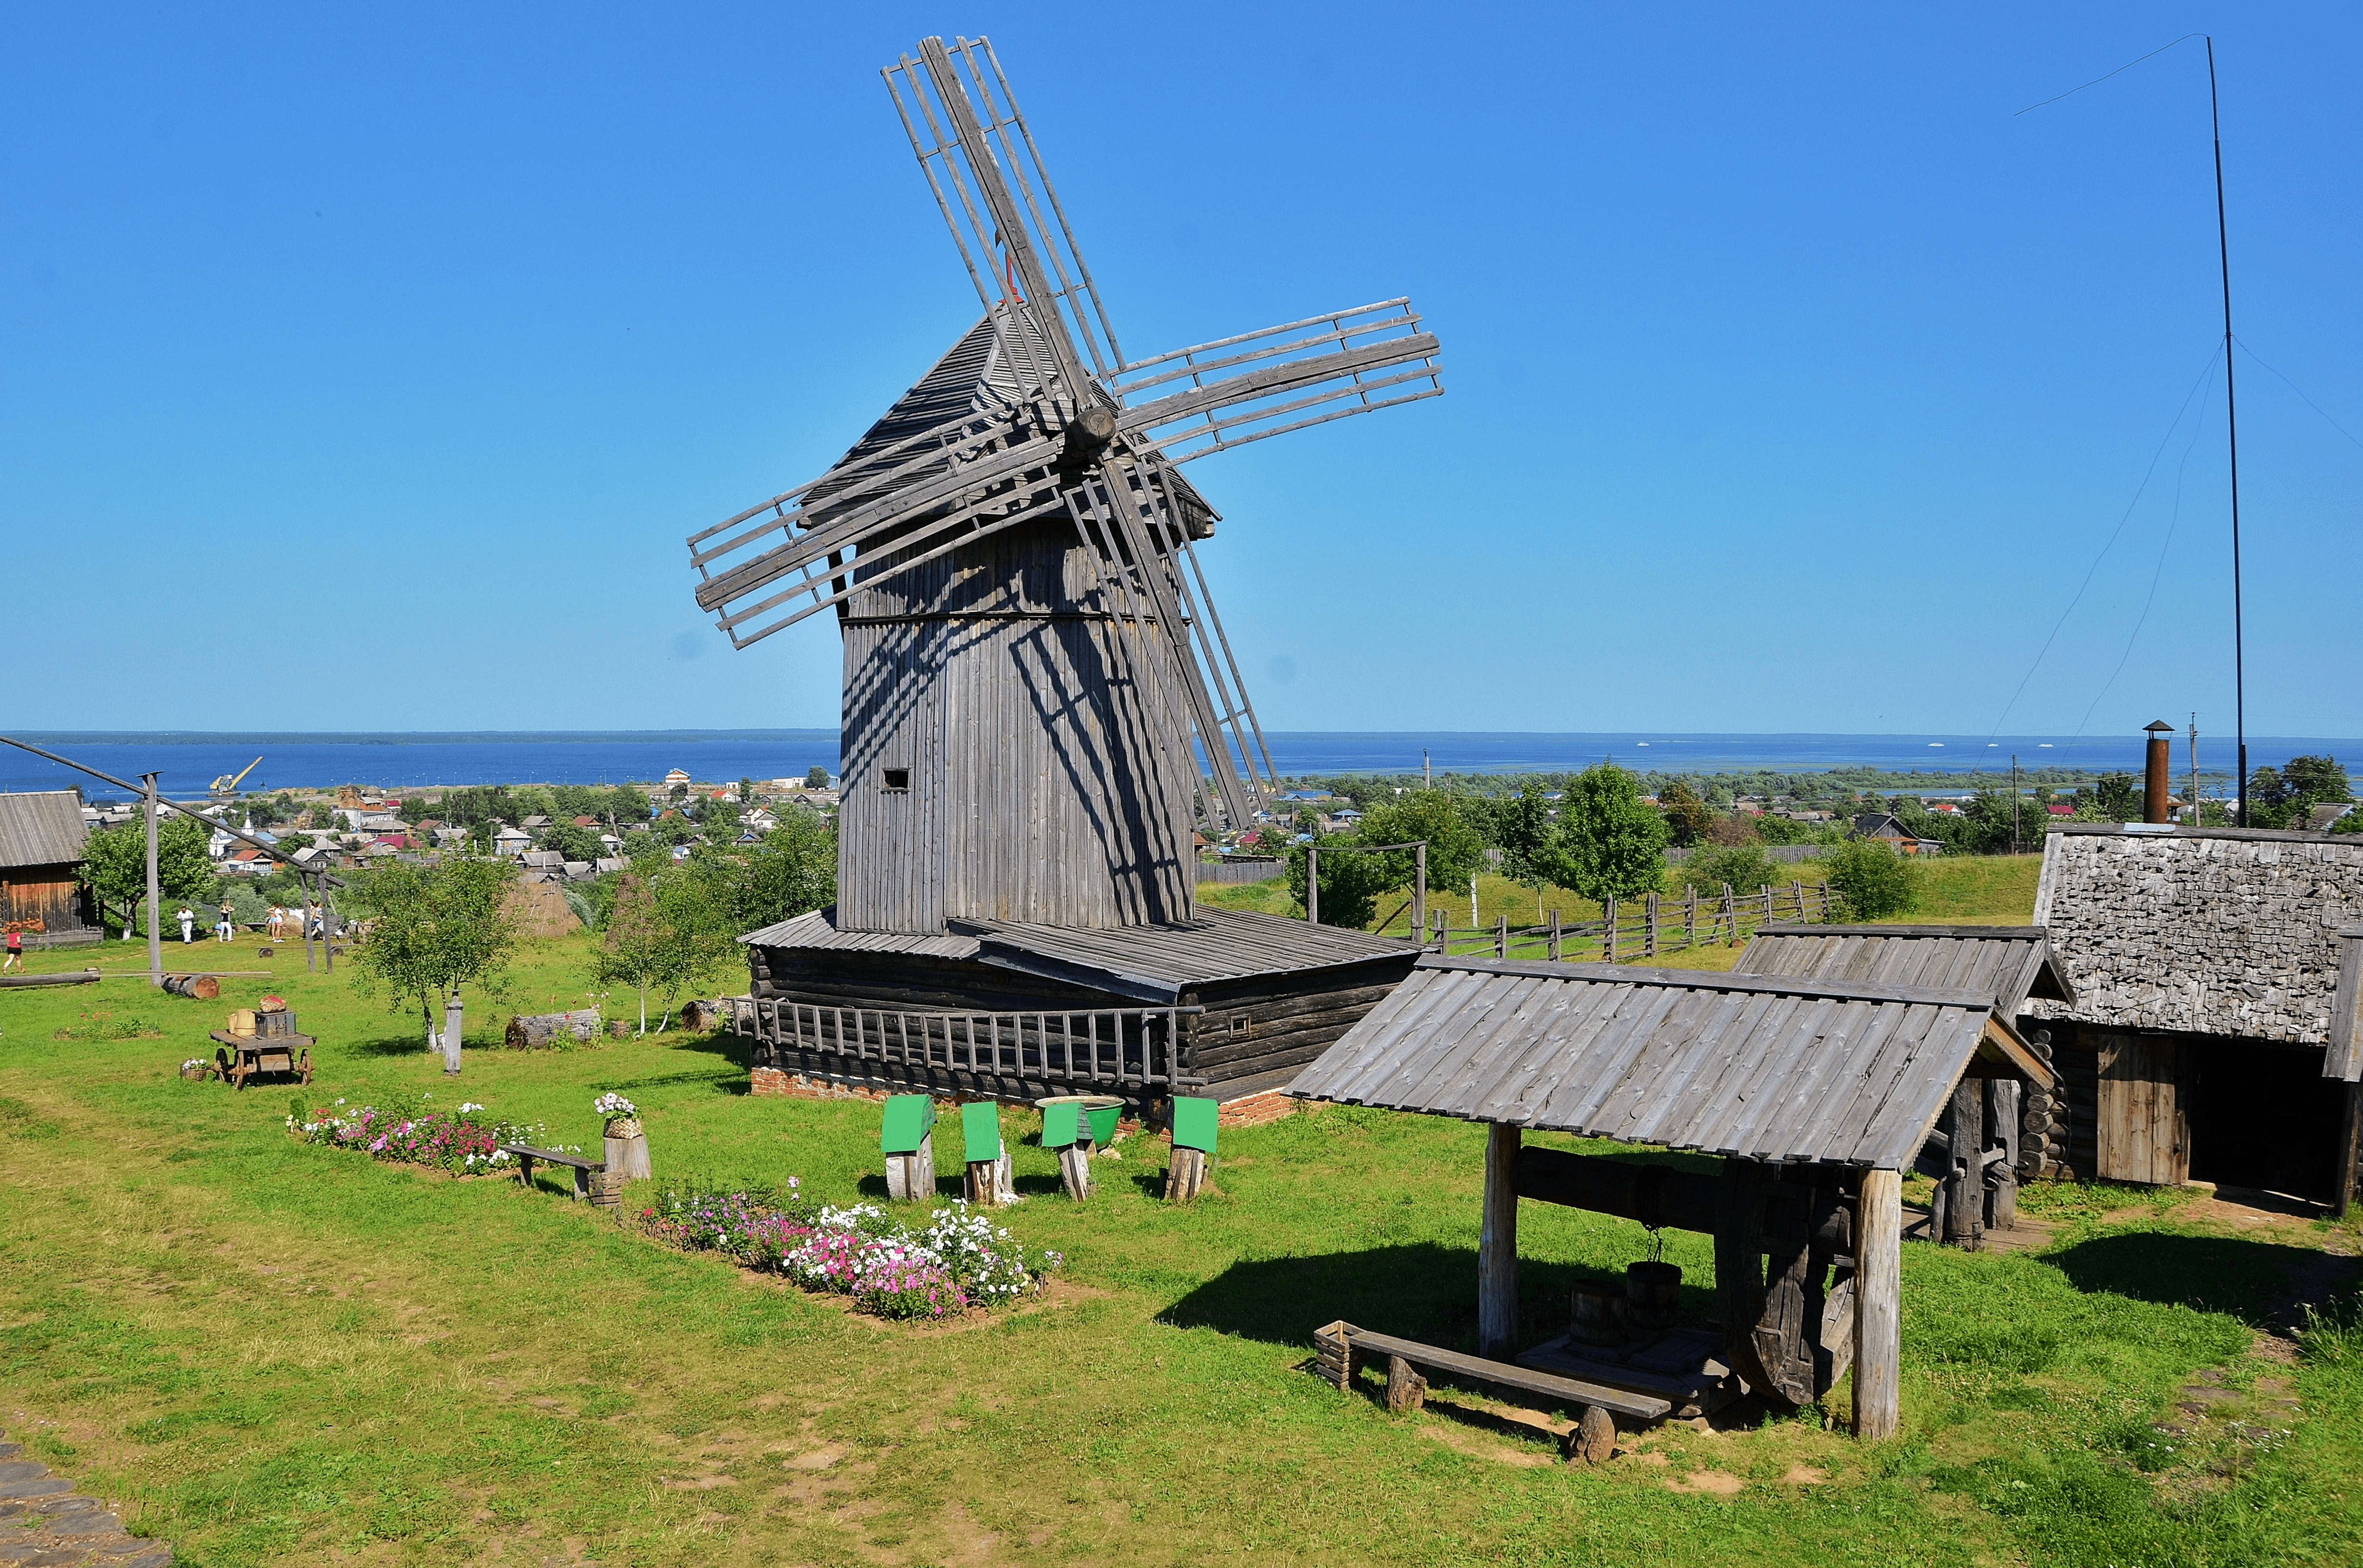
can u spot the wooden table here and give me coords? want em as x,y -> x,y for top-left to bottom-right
209,1030 -> 313,1090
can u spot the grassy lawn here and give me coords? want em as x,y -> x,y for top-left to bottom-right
5,924 -> 2361,1566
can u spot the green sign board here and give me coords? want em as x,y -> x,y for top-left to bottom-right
1040,1100 -> 1083,1149
961,1101 -> 1003,1164
1171,1095 -> 1218,1155
879,1093 -> 936,1154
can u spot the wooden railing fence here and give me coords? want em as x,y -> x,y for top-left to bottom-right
1377,880 -> 1835,963
731,999 -> 1202,1091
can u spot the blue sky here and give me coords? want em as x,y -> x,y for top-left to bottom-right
6,3 -> 2358,741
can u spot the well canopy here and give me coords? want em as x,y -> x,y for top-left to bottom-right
1287,954 -> 2052,1171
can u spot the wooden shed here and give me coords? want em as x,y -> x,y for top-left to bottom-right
2030,824 -> 2363,1207
734,905 -> 1418,1113
1287,954 -> 2057,1438
0,790 -> 95,943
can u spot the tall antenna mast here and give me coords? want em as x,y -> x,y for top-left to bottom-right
2205,38 -> 2247,827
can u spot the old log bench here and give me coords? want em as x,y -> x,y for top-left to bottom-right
497,1143 -> 612,1204
1314,1321 -> 1669,1464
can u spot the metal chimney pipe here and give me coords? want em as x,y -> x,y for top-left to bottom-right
2144,721 -> 2175,824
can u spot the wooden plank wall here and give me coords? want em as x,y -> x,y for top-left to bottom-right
1186,955 -> 1421,1100
0,870 -> 93,933
836,519 -> 1194,933
2093,1031 -> 2191,1185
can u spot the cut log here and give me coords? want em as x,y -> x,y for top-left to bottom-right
1385,1354 -> 1428,1413
885,1139 -> 935,1202
162,973 -> 219,1000
1057,1141 -> 1093,1201
1164,1144 -> 1208,1203
506,1008 -> 602,1049
0,968 -> 100,989
1562,1405 -> 1616,1466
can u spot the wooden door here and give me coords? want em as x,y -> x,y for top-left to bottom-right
2095,1033 -> 2190,1186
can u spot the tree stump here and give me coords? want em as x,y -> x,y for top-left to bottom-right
1057,1139 -> 1094,1202
965,1151 -> 1014,1206
885,1140 -> 935,1202
1164,1145 -> 1208,1203
1385,1354 -> 1427,1413
603,1118 -> 652,1181
1562,1405 -> 1616,1466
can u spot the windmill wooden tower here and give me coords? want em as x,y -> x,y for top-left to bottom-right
687,36 -> 1445,1110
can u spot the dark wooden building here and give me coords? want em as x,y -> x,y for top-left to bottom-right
2029,823 -> 2363,1208
739,905 -> 1418,1112
0,790 -> 95,943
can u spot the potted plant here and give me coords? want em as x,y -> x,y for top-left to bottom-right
595,1092 -> 651,1180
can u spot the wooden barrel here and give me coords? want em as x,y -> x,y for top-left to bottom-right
1570,1279 -> 1623,1345
1625,1261 -> 1681,1332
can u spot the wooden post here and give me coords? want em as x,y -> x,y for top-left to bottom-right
1942,1079 -> 1983,1247
1058,1134 -> 1094,1201
1412,843 -> 1426,940
1549,908 -> 1561,962
1603,897 -> 1616,964
1495,914 -> 1507,959
1433,907 -> 1446,952
1853,1168 -> 1902,1440
442,989 -> 464,1076
1987,1078 -> 2020,1231
141,772 -> 162,988
1478,1122 -> 1521,1359
1307,846 -> 1318,924
299,870 -> 315,972
1645,891 -> 1658,959
1684,887 -> 1697,950
2339,1082 -> 2363,1220
1763,884 -> 1775,929
1720,883 -> 1737,945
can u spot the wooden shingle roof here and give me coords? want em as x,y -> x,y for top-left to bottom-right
1735,925 -> 2074,1015
1288,954 -> 2053,1170
0,791 -> 88,870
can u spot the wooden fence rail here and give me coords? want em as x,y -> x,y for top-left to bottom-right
1378,881 -> 1835,963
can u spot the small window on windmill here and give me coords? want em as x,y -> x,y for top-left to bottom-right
882,768 -> 911,793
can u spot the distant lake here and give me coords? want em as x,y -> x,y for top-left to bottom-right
4,729 -> 2348,802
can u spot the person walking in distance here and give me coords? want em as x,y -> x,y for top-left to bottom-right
217,901 -> 235,944
267,904 -> 285,942
177,905 -> 195,944
3,924 -> 21,972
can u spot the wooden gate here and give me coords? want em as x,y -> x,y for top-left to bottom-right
2095,1032 -> 2190,1186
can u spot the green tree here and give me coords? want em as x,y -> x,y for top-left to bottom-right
1281,833 -> 1396,929
80,823 -> 147,938
2081,773 -> 2139,823
1678,843 -> 1779,901
1825,838 -> 1918,920
1351,790 -> 1486,898
349,857 -> 521,1051
2255,755 -> 2352,829
737,814 -> 837,930
1657,781 -> 1712,848
542,823 -> 604,864
805,765 -> 831,790
592,868 -> 737,1033
1493,784 -> 1559,922
1545,764 -> 1667,905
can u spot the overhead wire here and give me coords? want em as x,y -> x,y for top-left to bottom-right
1982,340 -> 2224,750
2015,35 -> 2204,117
2236,340 -> 2363,454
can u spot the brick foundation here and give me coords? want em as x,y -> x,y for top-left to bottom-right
1215,1089 -> 1301,1127
748,1065 -> 898,1103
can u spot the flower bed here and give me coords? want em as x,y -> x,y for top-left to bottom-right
287,1094 -> 576,1174
639,1179 -> 1061,1321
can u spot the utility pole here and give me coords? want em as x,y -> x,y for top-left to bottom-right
2189,715 -> 2199,826
2205,38 -> 2248,827
1423,748 -> 1431,790
2012,754 -> 2021,854
142,773 -> 162,988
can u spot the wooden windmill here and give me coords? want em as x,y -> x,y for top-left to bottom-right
687,35 -> 1443,936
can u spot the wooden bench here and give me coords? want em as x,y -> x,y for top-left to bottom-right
1313,1331 -> 1682,1426
497,1144 -> 609,1204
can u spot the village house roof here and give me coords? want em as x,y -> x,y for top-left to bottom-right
571,815 -> 599,827
1288,954 -> 2052,1169
0,791 -> 89,870
521,815 -> 552,830
2030,823 -> 2363,1053
1736,924 -> 2073,1016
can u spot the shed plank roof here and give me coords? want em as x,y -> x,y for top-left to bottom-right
0,791 -> 88,870
1735,925 -> 2073,1014
1287,954 -> 2014,1169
